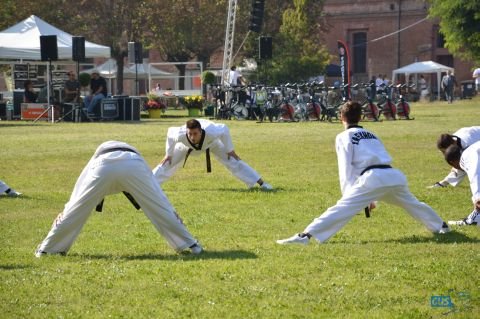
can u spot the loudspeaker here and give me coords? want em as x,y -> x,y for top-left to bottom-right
259,36 -> 272,59
72,36 -> 85,62
40,35 -> 58,61
249,0 -> 265,33
128,42 -> 143,64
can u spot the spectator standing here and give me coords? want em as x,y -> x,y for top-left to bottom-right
441,71 -> 457,103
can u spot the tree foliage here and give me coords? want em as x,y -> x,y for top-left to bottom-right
0,0 -> 331,89
428,0 -> 480,63
143,0 -> 228,89
263,0 -> 330,84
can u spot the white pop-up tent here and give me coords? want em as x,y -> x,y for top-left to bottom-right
392,61 -> 454,100
0,15 -> 110,60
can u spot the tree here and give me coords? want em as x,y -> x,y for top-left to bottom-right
428,1 -> 480,63
144,0 -> 229,89
258,0 -> 330,84
70,1 -> 147,95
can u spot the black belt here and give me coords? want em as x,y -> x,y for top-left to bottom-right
94,147 -> 140,212
183,148 -> 212,173
360,164 -> 392,176
97,147 -> 138,157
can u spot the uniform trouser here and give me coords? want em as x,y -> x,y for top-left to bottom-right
0,180 -> 10,193
152,141 -> 261,187
442,168 -> 466,187
304,168 -> 445,243
37,151 -> 198,254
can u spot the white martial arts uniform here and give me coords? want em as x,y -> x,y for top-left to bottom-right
0,180 -> 10,193
304,125 -> 446,243
36,141 -> 199,255
459,140 -> 480,206
440,126 -> 480,187
153,119 -> 261,187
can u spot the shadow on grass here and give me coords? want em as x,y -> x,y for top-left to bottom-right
0,264 -> 31,270
327,230 -> 479,244
384,230 -> 480,244
217,187 -> 284,193
69,249 -> 257,261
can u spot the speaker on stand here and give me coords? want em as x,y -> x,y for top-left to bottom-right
128,42 -> 143,96
36,35 -> 58,123
259,36 -> 272,60
57,36 -> 86,123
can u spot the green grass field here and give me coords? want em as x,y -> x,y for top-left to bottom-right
1,99 -> 479,318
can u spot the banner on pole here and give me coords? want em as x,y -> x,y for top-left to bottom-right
337,40 -> 351,100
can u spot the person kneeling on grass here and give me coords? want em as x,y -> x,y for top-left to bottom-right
444,141 -> 480,226
277,101 -> 450,245
35,141 -> 202,257
153,119 -> 272,190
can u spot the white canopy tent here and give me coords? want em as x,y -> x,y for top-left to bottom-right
83,60 -> 174,94
0,15 -> 110,60
0,15 -> 110,122
392,61 -> 454,100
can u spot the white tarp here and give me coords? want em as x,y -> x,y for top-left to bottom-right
392,61 -> 454,100
0,15 -> 110,60
83,59 -> 133,78
126,63 -> 172,79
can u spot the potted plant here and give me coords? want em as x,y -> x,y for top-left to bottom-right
183,95 -> 204,117
144,92 -> 166,118
201,71 -> 216,85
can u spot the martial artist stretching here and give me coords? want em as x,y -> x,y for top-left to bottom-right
35,141 -> 202,257
277,101 -> 449,245
445,141 -> 480,226
0,180 -> 21,197
429,126 -> 480,188
153,119 -> 272,190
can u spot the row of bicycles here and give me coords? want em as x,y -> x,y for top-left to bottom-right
209,81 -> 415,122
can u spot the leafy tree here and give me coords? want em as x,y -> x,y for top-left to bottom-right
428,0 -> 480,63
260,0 -> 330,84
144,0 -> 229,89
70,1 -> 147,94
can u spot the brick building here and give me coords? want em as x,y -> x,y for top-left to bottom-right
322,0 -> 475,91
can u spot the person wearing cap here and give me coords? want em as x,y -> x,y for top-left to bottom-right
83,70 -> 107,116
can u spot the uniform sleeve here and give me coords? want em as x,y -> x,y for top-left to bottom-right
218,124 -> 235,152
336,134 -> 354,195
165,127 -> 180,156
461,152 -> 480,205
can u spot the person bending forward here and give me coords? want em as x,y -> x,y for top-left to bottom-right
277,101 -> 449,245
35,141 -> 202,257
153,119 -> 272,190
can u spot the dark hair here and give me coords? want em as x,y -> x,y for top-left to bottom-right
444,144 -> 462,165
340,101 -> 362,124
437,134 -> 455,150
24,80 -> 32,89
230,66 -> 236,71
186,119 -> 202,130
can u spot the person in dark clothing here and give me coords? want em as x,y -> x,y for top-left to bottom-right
83,70 -> 107,114
24,80 -> 38,103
